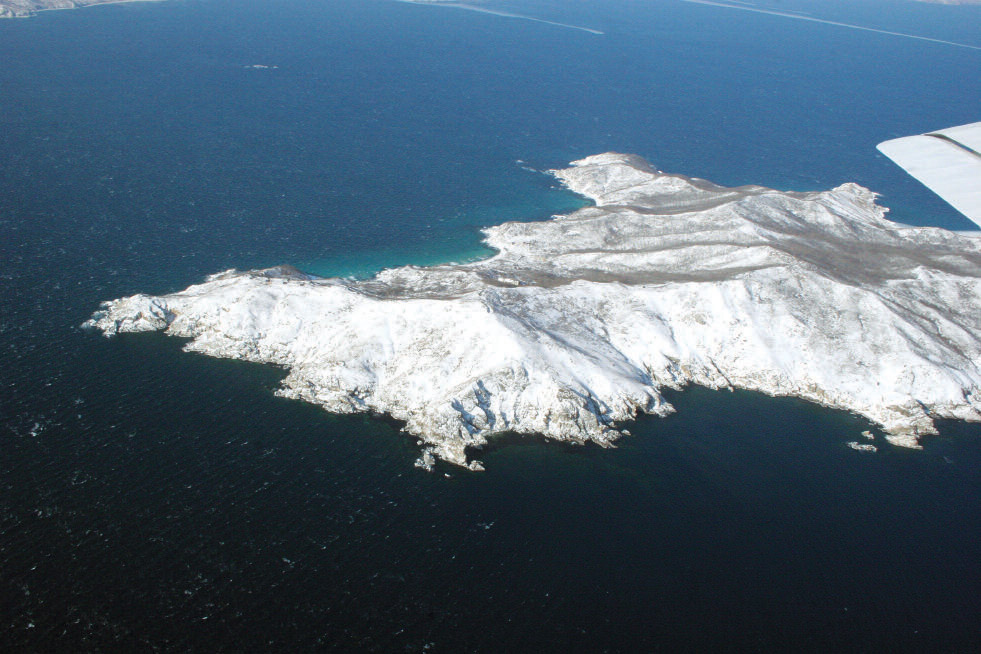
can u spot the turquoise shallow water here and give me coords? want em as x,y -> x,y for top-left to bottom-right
1,0 -> 980,651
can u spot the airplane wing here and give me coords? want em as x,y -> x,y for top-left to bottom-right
877,122 -> 981,228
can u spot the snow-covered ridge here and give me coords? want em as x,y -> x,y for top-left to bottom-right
84,153 -> 981,469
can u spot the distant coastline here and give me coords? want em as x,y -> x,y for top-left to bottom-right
6,0 -> 979,19
0,0 -> 163,18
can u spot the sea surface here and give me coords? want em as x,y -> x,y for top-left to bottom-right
1,0 -> 980,650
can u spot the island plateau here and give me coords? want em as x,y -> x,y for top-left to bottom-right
85,154 -> 981,469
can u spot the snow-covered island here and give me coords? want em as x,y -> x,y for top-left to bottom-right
85,153 -> 981,469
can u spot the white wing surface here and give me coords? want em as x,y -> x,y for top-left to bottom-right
878,122 -> 981,228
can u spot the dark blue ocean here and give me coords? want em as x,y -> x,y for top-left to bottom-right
2,0 -> 980,650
